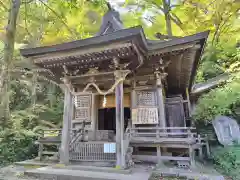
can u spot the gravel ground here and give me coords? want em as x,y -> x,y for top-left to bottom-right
0,165 -> 39,180
0,163 -> 223,180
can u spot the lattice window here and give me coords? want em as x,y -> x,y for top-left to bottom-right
136,91 -> 156,106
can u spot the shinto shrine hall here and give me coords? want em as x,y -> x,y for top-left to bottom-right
20,5 -> 210,171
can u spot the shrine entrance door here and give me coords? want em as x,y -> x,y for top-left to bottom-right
98,108 -> 130,134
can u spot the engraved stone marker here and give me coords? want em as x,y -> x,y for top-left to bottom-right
212,116 -> 240,146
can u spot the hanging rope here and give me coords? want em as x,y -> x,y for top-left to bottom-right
82,77 -> 124,95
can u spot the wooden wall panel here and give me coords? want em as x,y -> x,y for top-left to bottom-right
165,96 -> 186,129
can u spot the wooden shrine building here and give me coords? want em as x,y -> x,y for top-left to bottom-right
20,6 -> 209,169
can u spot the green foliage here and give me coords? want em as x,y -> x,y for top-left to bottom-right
213,145 -> 240,179
193,77 -> 240,123
193,46 -> 240,123
0,129 -> 38,166
10,103 -> 63,130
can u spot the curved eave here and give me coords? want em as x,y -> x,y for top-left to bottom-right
20,26 -> 146,58
146,31 -> 209,92
20,27 -> 209,90
146,31 -> 209,52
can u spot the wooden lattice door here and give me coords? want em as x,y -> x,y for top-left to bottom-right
165,96 -> 186,132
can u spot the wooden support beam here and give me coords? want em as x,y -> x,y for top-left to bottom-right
130,78 -> 137,130
115,79 -> 125,168
59,86 -> 73,164
91,94 -> 97,140
156,74 -> 167,128
186,88 -> 191,117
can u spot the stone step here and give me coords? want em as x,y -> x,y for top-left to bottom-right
25,166 -> 151,180
152,168 -> 225,180
14,160 -> 54,168
53,164 -> 132,174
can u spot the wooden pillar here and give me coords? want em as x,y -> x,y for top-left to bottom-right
115,81 -> 125,168
157,146 -> 162,164
155,70 -> 167,164
59,86 -> 73,164
156,73 -> 167,128
130,79 -> 137,130
91,94 -> 97,140
186,88 -> 191,117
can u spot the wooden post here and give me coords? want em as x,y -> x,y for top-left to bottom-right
115,82 -> 125,168
113,68 -> 130,169
59,85 -> 73,164
91,94 -> 97,140
197,134 -> 203,158
156,73 -> 167,128
187,127 -> 195,167
186,88 -> 191,117
157,146 -> 162,165
38,143 -> 43,161
130,79 -> 137,132
189,145 -> 195,167
155,71 -> 167,165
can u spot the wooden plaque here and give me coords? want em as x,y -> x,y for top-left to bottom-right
132,107 -> 158,124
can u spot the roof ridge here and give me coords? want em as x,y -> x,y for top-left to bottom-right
96,8 -> 124,36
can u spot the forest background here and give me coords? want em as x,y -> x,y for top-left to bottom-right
0,0 -> 239,178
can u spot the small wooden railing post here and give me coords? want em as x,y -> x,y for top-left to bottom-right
38,129 -> 44,161
197,134 -> 203,158
205,134 -> 211,157
156,127 -> 160,139
187,127 -> 195,167
187,127 -> 192,138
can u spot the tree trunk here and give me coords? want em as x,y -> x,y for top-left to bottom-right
47,84 -> 56,108
0,0 -> 21,128
163,0 -> 172,36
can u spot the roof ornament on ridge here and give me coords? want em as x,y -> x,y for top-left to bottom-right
96,2 -> 124,36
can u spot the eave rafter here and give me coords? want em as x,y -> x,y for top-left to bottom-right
180,46 -> 199,89
33,42 -> 133,66
166,44 -> 201,92
147,42 -> 196,56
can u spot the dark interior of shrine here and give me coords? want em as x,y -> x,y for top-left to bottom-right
98,108 -> 130,133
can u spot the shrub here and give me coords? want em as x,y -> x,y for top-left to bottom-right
193,77 -> 240,123
212,145 -> 240,180
0,129 -> 38,166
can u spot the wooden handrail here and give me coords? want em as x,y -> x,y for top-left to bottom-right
129,132 -> 197,135
41,129 -> 62,131
130,127 -> 196,130
127,127 -> 197,139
